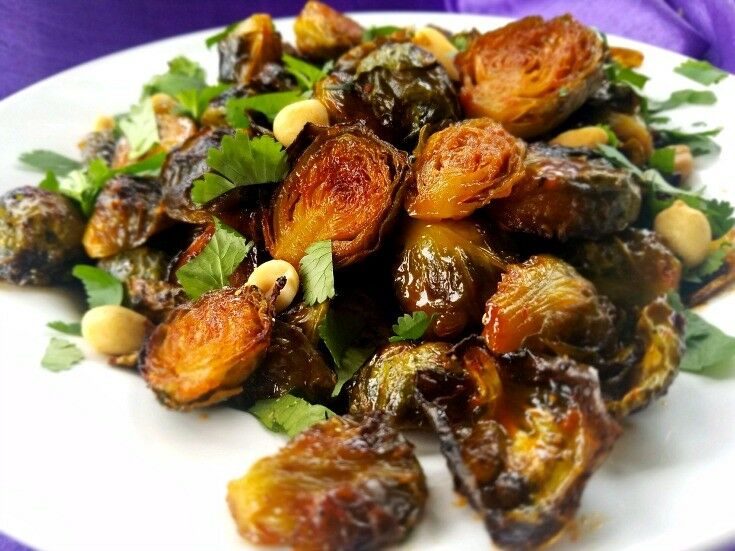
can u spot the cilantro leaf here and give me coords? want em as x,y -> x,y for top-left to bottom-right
72,265 -> 124,308
47,321 -> 82,336
648,147 -> 675,173
317,310 -> 372,396
683,243 -> 732,283
19,150 -> 81,176
205,21 -> 239,48
119,98 -> 159,159
282,54 -> 327,91
654,126 -> 721,156
605,62 -> 649,89
41,338 -> 84,372
362,25 -> 401,41
597,124 -> 619,147
114,152 -> 167,176
299,240 -> 335,305
175,218 -> 252,300
649,89 -> 717,112
190,131 -> 288,205
248,394 -> 335,437
142,56 -> 207,97
225,90 -> 303,124
334,347 -> 373,397
175,84 -> 230,122
674,59 -> 728,86
389,312 -> 433,342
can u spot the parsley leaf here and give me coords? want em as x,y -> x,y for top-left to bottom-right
142,56 -> 207,97
205,21 -> 239,48
72,265 -> 124,308
248,394 -> 335,437
225,90 -> 303,124
119,98 -> 159,159
334,347 -> 373,396
19,150 -> 81,176
299,240 -> 335,306
175,84 -> 230,122
389,312 -> 433,342
654,126 -> 722,157
648,147 -> 675,173
683,243 -> 732,283
362,25 -> 401,41
317,310 -> 372,396
605,62 -> 649,89
41,338 -> 84,372
649,89 -> 717,112
190,131 -> 288,204
175,218 -> 252,300
674,59 -> 728,86
47,321 -> 82,336
282,54 -> 327,91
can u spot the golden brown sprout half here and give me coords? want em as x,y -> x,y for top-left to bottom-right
455,15 -> 605,138
140,285 -> 276,409
294,1 -> 363,60
218,14 -> 283,86
416,345 -> 620,550
266,123 -> 411,268
227,412 -> 427,550
407,118 -> 527,220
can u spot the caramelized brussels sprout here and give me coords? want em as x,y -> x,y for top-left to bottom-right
218,14 -> 283,86
266,123 -> 410,267
227,412 -> 427,549
394,218 -> 509,339
407,119 -> 527,220
455,15 -> 604,138
487,143 -> 642,240
82,175 -> 170,258
348,342 -> 455,428
280,300 -> 330,344
606,112 -> 653,166
0,186 -> 84,285
483,255 -> 616,355
140,285 -> 276,409
315,41 -> 460,146
294,1 -> 363,60
564,228 -> 682,309
98,246 -> 167,282
79,129 -> 116,165
686,230 -> 735,306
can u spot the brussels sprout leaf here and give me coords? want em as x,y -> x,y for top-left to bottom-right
674,59 -> 728,86
282,54 -> 327,91
47,321 -> 82,336
142,56 -> 207,97
648,89 -> 717,112
119,98 -> 159,159
225,90 -> 303,124
648,147 -> 675,173
249,394 -> 335,437
41,338 -> 84,372
72,265 -> 124,308
176,218 -> 252,300
191,131 -> 288,204
205,21 -> 239,48
19,150 -> 81,176
175,84 -> 230,122
389,312 -> 433,342
299,240 -> 335,306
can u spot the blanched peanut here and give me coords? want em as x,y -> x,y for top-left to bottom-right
246,259 -> 300,312
654,199 -> 712,267
81,305 -> 148,356
273,99 -> 329,147
550,126 -> 609,148
673,144 -> 693,179
412,27 -> 459,81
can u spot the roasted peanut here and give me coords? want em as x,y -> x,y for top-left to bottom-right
672,144 -> 693,179
654,199 -> 712,267
412,27 -> 460,80
550,126 -> 609,148
246,259 -> 300,312
81,305 -> 148,356
273,99 -> 329,147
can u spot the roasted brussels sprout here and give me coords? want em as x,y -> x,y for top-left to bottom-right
0,186 -> 84,285
407,118 -> 526,220
140,284 -> 276,409
394,218 -> 509,339
455,15 -> 604,139
315,41 -> 460,147
564,228 -> 682,309
686,230 -> 735,306
483,255 -> 616,355
416,346 -> 620,550
606,112 -> 653,166
487,144 -> 642,240
348,342 -> 455,428
280,300 -> 330,345
266,123 -> 410,267
218,14 -> 283,86
294,1 -> 363,60
227,412 -> 427,549
79,129 -> 116,165
82,175 -> 170,258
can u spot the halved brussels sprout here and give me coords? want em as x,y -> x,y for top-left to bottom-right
266,123 -> 410,267
218,14 -> 283,86
686,230 -> 735,306
0,186 -> 84,285
315,41 -> 460,146
79,129 -> 116,165
482,255 -> 616,355
394,218 -> 509,339
416,346 -> 620,550
140,284 -> 276,409
455,15 -> 604,138
83,175 -> 170,258
348,342 -> 455,428
407,118 -> 527,220
227,412 -> 427,549
294,1 -> 363,60
487,143 -> 641,240
280,301 -> 330,345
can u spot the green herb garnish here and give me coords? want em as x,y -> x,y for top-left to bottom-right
72,265 -> 124,308
225,90 -> 303,124
389,312 -> 433,342
205,21 -> 239,48
142,56 -> 207,97
362,25 -> 401,41
47,321 -> 82,336
118,98 -> 159,159
648,147 -> 676,173
282,54 -> 328,91
299,240 -> 335,306
19,150 -> 81,176
674,59 -> 728,86
248,394 -> 335,437
41,338 -> 84,372
649,89 -> 717,112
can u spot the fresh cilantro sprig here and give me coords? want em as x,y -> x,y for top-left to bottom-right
683,243 -> 733,283
119,98 -> 160,159
674,59 -> 728,86
47,321 -> 82,336
654,127 -> 722,157
389,312 -> 434,342
205,21 -> 239,49
175,218 -> 253,300
648,147 -> 675,173
142,56 -> 207,97
648,89 -> 717,112
248,394 -> 335,437
605,61 -> 649,90
72,265 -> 124,308
362,25 -> 401,41
41,338 -> 84,372
317,310 -> 373,396
282,54 -> 328,91
225,90 -> 303,125
176,84 -> 230,122
299,241 -> 335,306
19,150 -> 81,176
190,131 -> 288,204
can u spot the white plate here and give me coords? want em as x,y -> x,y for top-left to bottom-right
1,12 -> 734,551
